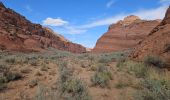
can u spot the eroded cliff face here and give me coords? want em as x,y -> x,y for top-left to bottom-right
93,15 -> 160,53
131,7 -> 170,66
0,2 -> 86,53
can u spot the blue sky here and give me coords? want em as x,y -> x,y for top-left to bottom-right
1,0 -> 170,48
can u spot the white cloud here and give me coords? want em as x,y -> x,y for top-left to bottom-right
106,0 -> 115,8
160,0 -> 170,5
42,4 -> 169,35
64,26 -> 87,35
77,5 -> 168,29
78,14 -> 125,29
133,6 -> 168,20
43,18 -> 68,26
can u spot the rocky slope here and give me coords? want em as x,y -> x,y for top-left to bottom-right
93,15 -> 161,53
0,2 -> 86,53
131,6 -> 170,65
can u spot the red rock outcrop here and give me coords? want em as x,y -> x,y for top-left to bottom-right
93,15 -> 161,53
0,2 -> 86,53
131,6 -> 170,64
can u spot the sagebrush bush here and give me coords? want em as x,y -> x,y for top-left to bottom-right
5,72 -> 22,82
98,56 -> 111,63
144,55 -> 166,68
91,66 -> 112,88
58,62 -> 91,100
5,57 -> 16,64
35,84 -> 58,100
28,79 -> 38,88
0,82 -> 7,91
115,80 -> 130,89
135,79 -> 170,100
129,62 -> 148,78
116,58 -> 126,68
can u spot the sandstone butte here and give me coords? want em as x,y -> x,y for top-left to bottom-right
0,2 -> 86,53
131,6 -> 170,67
92,15 -> 161,53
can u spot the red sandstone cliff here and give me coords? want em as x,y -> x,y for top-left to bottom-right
131,6 -> 170,65
93,15 -> 160,53
0,2 -> 86,53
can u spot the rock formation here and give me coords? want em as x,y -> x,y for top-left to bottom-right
0,2 -> 86,53
93,15 -> 160,53
131,6 -> 170,65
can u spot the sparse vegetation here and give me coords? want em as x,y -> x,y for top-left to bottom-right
128,62 -> 148,78
135,76 -> 170,100
28,79 -> 38,88
91,65 -> 112,88
0,49 -> 169,100
58,62 -> 91,100
144,55 -> 166,68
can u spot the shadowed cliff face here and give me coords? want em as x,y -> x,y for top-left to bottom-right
0,2 -> 86,53
93,15 -> 160,53
131,7 -> 170,66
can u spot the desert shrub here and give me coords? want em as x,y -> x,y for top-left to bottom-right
144,55 -> 166,68
98,56 -> 111,63
89,64 -> 97,71
29,59 -> 38,66
5,72 -> 22,82
134,79 -> 170,100
81,61 -> 90,68
58,62 -> 91,100
28,79 -> 38,88
0,82 -> 7,91
61,79 -> 91,100
116,58 -> 126,68
91,66 -> 112,88
35,84 -> 58,100
41,64 -> 48,71
5,57 -> 16,64
115,80 -> 130,89
0,75 -> 7,91
129,62 -> 148,78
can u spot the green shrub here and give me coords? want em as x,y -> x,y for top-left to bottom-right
58,62 -> 91,100
60,79 -> 90,100
129,63 -> 148,78
98,56 -> 111,63
35,84 -> 58,100
135,79 -> 170,100
5,57 -> 16,64
29,60 -> 38,66
116,58 -> 126,68
115,80 -> 130,89
144,55 -> 165,68
41,64 -> 48,71
0,82 -> 7,91
5,72 -> 22,82
28,79 -> 38,88
91,66 -> 112,88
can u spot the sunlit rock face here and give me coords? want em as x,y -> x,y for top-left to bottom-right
93,15 -> 160,53
131,7 -> 170,67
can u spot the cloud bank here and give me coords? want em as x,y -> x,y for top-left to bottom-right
42,2 -> 169,35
